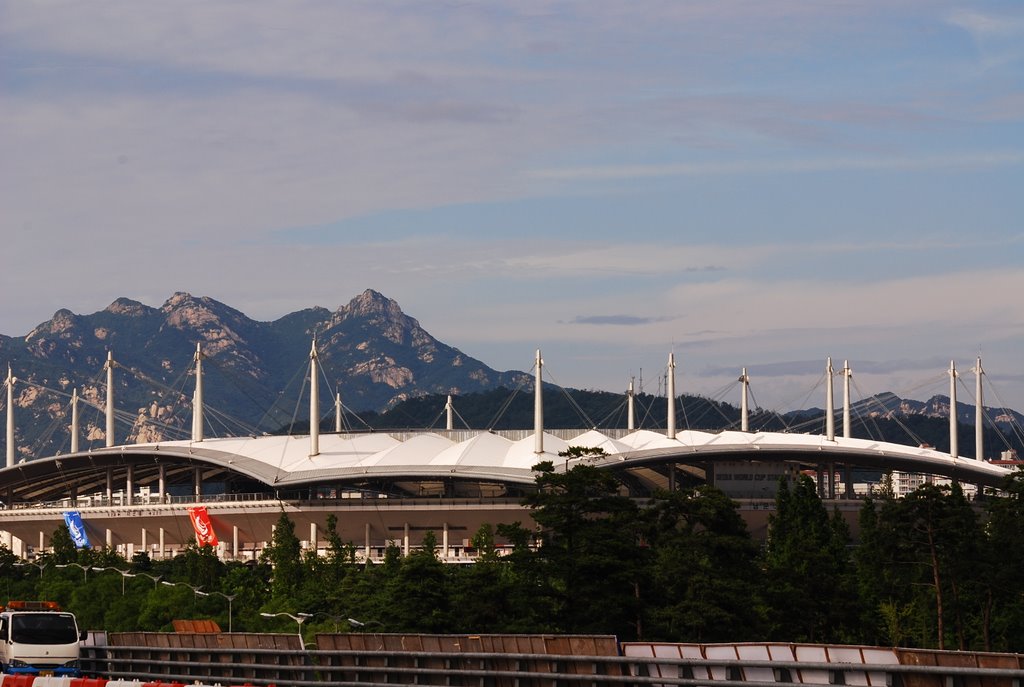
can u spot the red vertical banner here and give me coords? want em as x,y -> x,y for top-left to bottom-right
188,506 -> 219,546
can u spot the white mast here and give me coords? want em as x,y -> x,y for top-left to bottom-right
71,388 -> 80,454
105,350 -> 115,448
335,391 -> 343,433
949,360 -> 958,460
842,360 -> 852,439
975,356 -> 983,461
309,339 -> 319,457
446,394 -> 454,431
627,379 -> 635,432
5,366 -> 14,468
739,367 -> 749,432
825,357 -> 835,441
534,349 -> 544,454
192,343 -> 204,443
667,352 -> 676,440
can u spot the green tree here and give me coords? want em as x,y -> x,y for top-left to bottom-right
261,510 -> 303,604
643,486 -> 764,642
984,468 -> 1024,651
49,526 -> 78,564
764,475 -> 856,642
527,460 -> 641,638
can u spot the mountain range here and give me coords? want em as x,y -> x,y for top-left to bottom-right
1,289 -> 1021,462
0,289 -> 529,460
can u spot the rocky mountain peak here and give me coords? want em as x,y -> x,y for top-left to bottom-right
26,308 -> 79,340
161,292 -> 196,311
160,293 -> 248,330
343,289 -> 403,319
105,298 -> 155,318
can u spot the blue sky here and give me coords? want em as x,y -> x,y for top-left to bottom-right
1,1 -> 1022,415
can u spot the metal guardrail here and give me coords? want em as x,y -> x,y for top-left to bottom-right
80,644 -> 1024,687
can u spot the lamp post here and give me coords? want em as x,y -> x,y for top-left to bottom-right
306,612 -> 348,633
347,617 -> 383,631
196,590 -> 236,633
90,566 -> 131,594
260,612 -> 311,646
55,562 -> 89,580
161,580 -> 203,616
13,562 -> 47,577
133,572 -> 162,588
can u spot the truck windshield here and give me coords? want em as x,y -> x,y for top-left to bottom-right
10,613 -> 78,645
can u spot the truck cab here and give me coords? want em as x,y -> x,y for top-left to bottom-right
0,601 -> 84,676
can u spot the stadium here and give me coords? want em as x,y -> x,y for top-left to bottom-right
0,350 -> 1011,562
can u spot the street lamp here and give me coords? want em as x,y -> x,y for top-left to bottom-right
55,562 -> 89,580
91,567 -> 138,595
260,612 -> 311,646
347,617 -> 383,631
196,590 -> 236,633
161,580 -> 203,594
305,612 -> 348,633
13,562 -> 47,577
132,571 -> 162,588
161,580 -> 203,616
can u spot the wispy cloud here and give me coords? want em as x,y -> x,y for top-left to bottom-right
530,152 -> 1024,182
566,315 -> 678,326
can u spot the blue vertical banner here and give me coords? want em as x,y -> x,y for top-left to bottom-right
62,511 -> 91,548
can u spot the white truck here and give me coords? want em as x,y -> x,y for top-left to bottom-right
0,601 -> 84,677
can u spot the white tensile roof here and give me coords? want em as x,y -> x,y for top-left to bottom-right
125,427 -> 1014,489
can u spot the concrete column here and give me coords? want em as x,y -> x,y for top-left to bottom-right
6,366 -> 14,469
976,357 -> 984,461
828,462 -> 836,499
667,352 -> 677,440
192,343 -> 204,443
826,357 -> 835,441
845,465 -> 854,499
364,523 -> 371,561
69,485 -> 77,508
233,525 -> 239,560
667,464 -> 676,491
71,388 -> 80,454
39,531 -> 45,554
740,368 -> 749,432
950,360 -> 959,460
309,339 -> 319,457
194,467 -> 202,498
141,528 -> 147,554
159,528 -> 165,560
106,528 -> 112,548
534,349 -> 544,454
125,464 -> 134,506
309,522 -> 318,555
403,522 -> 410,556
158,464 -> 166,503
842,361 -> 852,439
442,522 -> 449,559
627,380 -> 635,431
106,467 -> 113,504
105,351 -> 115,447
